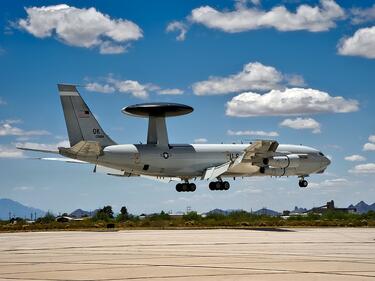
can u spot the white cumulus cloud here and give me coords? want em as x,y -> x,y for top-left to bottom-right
166,21 -> 188,41
157,88 -> 184,95
338,26 -> 375,59
0,145 -> 24,158
193,62 -> 304,95
194,138 -> 208,143
368,135 -> 375,143
189,0 -> 344,33
85,82 -> 115,94
280,117 -> 321,133
18,4 -> 143,54
0,121 -> 50,137
345,155 -> 366,162
16,140 -> 70,151
310,178 -> 349,188
110,79 -> 150,99
227,129 -> 279,137
363,143 -> 375,151
349,163 -> 375,174
350,5 -> 375,24
226,88 -> 359,117
86,78 -> 183,99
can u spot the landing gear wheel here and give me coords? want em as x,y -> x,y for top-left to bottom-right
299,180 -> 308,188
215,181 -> 222,190
189,183 -> 196,192
208,181 -> 230,191
176,183 -> 182,192
182,183 -> 189,192
223,181 -> 230,190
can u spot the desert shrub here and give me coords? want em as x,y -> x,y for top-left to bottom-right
183,211 -> 201,221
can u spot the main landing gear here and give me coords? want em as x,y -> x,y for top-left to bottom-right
176,182 -> 196,192
298,177 -> 308,188
209,181 -> 230,191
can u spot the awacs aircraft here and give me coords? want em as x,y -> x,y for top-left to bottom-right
18,84 -> 331,192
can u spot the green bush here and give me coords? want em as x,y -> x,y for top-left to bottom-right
183,211 -> 201,221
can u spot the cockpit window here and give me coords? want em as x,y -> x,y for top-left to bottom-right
318,152 -> 324,156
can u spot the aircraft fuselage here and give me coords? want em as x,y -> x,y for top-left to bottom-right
94,143 -> 330,179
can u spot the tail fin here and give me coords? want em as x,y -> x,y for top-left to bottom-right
58,84 -> 116,147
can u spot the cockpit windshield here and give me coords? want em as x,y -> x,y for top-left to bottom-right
318,152 -> 325,156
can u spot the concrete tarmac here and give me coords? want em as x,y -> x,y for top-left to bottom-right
0,228 -> 374,280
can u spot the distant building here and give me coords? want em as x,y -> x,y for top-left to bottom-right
309,200 -> 356,214
55,216 -> 85,223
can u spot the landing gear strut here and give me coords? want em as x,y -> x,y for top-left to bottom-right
209,181 -> 230,191
176,182 -> 196,192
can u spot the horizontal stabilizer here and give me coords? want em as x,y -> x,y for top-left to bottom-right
35,157 -> 88,164
17,146 -> 59,154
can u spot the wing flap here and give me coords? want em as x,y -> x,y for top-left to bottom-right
203,161 -> 231,180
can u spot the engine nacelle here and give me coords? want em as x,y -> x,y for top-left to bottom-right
259,167 -> 298,177
263,154 -> 301,168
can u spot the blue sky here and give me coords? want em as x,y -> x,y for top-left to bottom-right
0,0 -> 374,214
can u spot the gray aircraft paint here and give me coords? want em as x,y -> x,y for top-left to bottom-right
18,84 -> 331,188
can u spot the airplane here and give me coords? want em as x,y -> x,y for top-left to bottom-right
18,84 -> 331,192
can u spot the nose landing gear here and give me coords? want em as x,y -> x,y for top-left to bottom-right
176,182 -> 196,192
298,177 -> 309,188
209,181 -> 230,191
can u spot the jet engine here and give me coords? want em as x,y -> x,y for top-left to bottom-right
263,154 -> 301,168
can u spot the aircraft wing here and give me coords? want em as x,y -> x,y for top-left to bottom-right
141,175 -> 180,183
233,140 -> 279,167
202,140 -> 279,180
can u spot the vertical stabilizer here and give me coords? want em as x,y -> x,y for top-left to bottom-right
58,84 -> 116,147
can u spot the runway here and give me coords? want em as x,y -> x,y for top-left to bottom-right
0,228 -> 374,280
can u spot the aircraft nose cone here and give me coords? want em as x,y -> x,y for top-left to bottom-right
323,156 -> 331,166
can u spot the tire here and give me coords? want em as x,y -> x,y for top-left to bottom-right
182,183 -> 189,192
223,181 -> 230,190
176,184 -> 182,192
189,183 -> 196,192
215,181 -> 222,190
299,180 -> 308,188
209,182 -> 215,190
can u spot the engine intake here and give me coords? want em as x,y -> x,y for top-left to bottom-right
263,154 -> 300,168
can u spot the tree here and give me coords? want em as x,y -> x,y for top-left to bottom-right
120,206 -> 128,217
93,206 -> 114,221
102,206 -> 114,218
38,212 -> 55,223
117,206 -> 129,221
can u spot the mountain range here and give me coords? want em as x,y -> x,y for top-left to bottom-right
0,198 -> 46,220
1,198 -> 375,220
348,201 -> 375,214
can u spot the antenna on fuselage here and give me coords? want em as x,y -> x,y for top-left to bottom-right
121,103 -> 193,147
